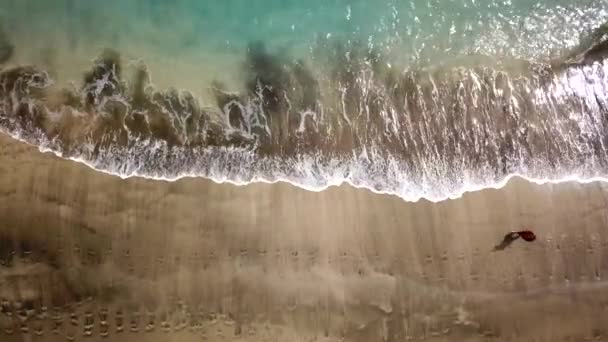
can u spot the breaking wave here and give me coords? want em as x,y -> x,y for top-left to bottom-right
1,7 -> 608,201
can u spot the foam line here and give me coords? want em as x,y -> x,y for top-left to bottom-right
4,131 -> 606,204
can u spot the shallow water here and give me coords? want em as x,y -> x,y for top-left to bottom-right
1,0 -> 608,201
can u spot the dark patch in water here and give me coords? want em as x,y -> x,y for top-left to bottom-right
0,43 -> 12,65
82,48 -> 123,108
0,27 -> 13,65
245,41 -> 289,114
559,23 -> 608,67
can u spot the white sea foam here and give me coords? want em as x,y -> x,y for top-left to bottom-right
4,129 -> 606,204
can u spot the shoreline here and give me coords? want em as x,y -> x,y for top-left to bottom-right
35,136 -> 608,204
6,130 -> 608,204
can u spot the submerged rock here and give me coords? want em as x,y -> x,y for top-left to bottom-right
0,30 -> 13,65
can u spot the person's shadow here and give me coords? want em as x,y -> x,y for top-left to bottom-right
493,232 -> 521,251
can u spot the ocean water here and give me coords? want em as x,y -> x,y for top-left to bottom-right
1,0 -> 608,201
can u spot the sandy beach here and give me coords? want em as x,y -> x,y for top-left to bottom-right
0,132 -> 607,341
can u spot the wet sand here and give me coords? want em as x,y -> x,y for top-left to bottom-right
1,131 -> 608,341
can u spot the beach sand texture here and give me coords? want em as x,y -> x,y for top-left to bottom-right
1,133 -> 608,341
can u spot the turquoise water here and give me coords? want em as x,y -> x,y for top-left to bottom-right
3,1 -> 606,71
1,0 -> 608,201
2,0 -> 606,89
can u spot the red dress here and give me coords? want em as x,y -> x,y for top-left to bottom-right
516,230 -> 536,242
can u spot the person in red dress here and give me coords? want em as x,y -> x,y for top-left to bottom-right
493,230 -> 536,251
